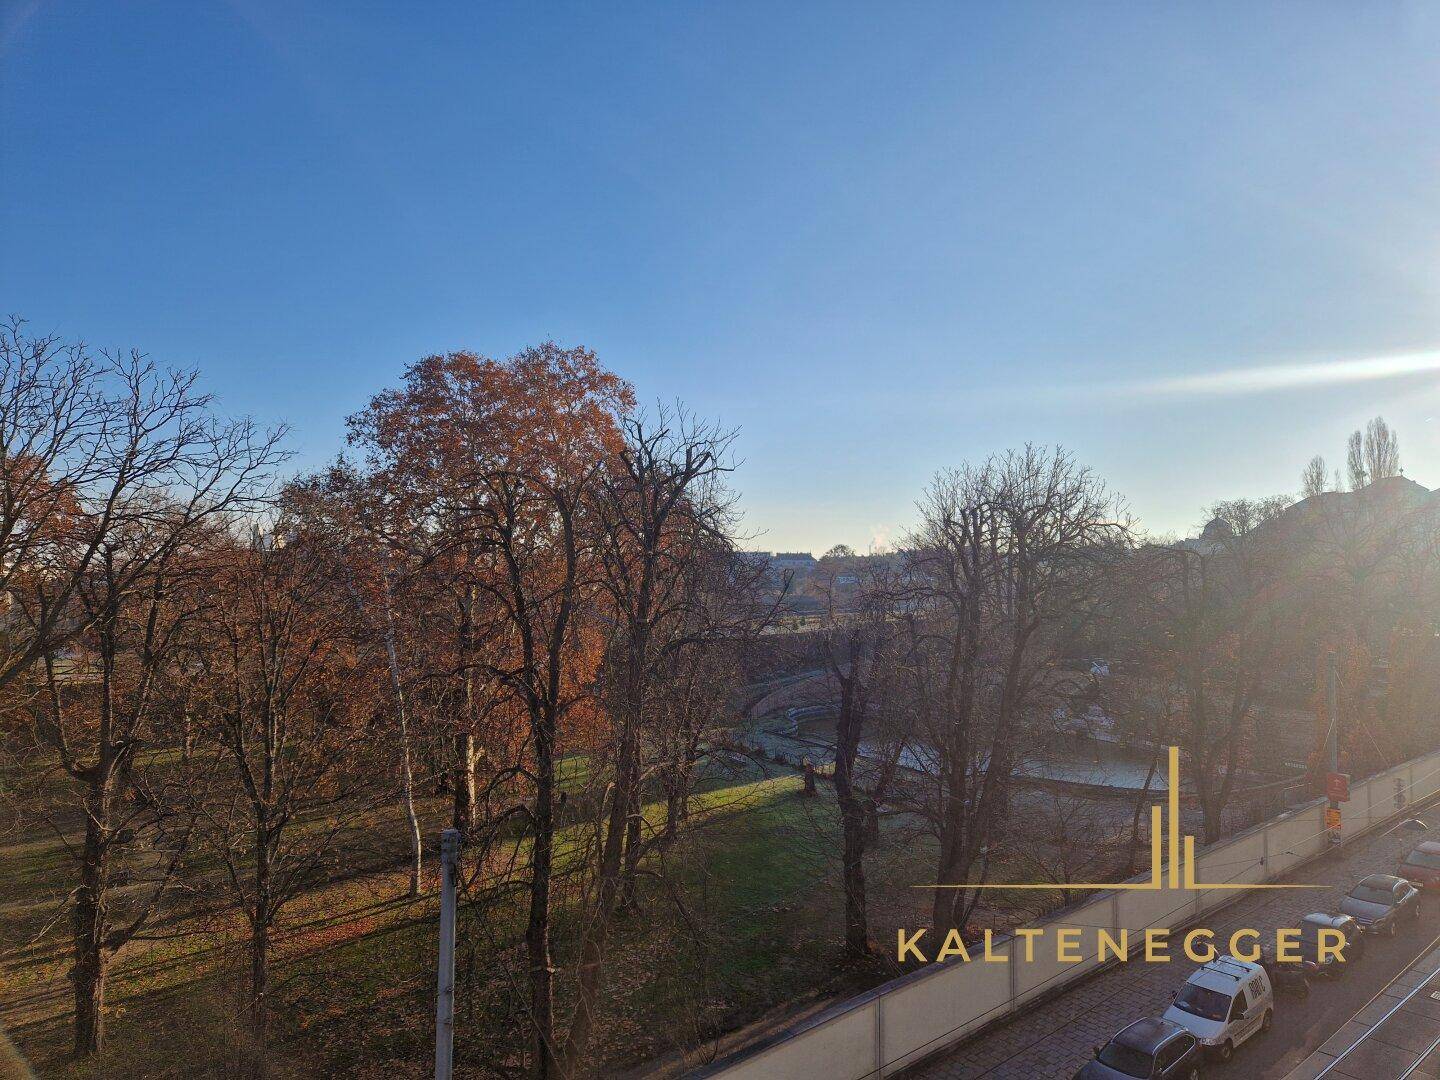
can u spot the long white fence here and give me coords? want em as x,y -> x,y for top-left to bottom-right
694,748 -> 1440,1080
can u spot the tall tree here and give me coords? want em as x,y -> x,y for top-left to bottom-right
30,525 -> 215,1057
561,408 -> 761,1071
1364,415 -> 1401,482
282,469 -> 428,897
905,446 -> 1128,933
1,321 -> 282,1057
1132,496 -> 1289,841
810,553 -> 908,958
1300,455 -> 1327,499
1347,429 -> 1367,490
188,523 -> 375,1075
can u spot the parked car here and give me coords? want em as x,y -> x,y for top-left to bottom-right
1075,1017 -> 1204,1080
1399,839 -> 1440,890
1162,955 -> 1272,1063
1299,912 -> 1365,975
1256,946 -> 1318,999
1339,874 -> 1421,935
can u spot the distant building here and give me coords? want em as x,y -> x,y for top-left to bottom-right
771,552 -> 817,584
1176,516 -> 1235,556
735,550 -> 819,588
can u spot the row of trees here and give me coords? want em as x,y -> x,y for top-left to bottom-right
1301,414 -> 1402,497
8,315 -> 1440,1075
1,323 -> 773,1076
806,434 -> 1440,958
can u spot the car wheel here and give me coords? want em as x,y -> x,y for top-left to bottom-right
1261,1008 -> 1274,1034
1217,1039 -> 1234,1063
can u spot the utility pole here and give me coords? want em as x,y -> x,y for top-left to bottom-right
1326,652 -> 1341,845
435,827 -> 460,1080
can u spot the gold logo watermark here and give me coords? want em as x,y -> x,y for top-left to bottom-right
918,746 -> 1326,892
897,747 -> 1341,964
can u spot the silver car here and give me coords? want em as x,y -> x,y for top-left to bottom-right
1339,873 -> 1421,936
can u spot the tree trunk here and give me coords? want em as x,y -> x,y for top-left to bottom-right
619,789 -> 643,912
71,713 -> 114,1057
455,581 -> 479,835
250,822 -> 272,1080
561,721 -> 635,1071
527,716 -> 559,1079
249,920 -> 269,1078
71,816 -> 108,1057
453,731 -> 476,834
662,772 -> 683,842
615,634 -> 648,910
399,734 -> 423,898
833,680 -> 872,959
381,588 -> 423,897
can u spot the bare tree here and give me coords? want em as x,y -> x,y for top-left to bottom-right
561,407 -> 758,1071
1347,430 -> 1367,490
809,553 -> 909,958
1008,793 -> 1125,908
1301,455 -> 1328,500
28,525 -> 215,1057
1130,496 -> 1289,841
904,446 -> 1129,934
188,525 -> 375,1075
0,319 -> 283,695
1364,416 -> 1401,482
0,321 -> 283,1057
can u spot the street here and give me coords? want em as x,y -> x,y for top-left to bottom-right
911,801 -> 1440,1079
1210,912 -> 1440,1078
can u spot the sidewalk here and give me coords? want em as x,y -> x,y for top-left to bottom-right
907,806 -> 1440,1080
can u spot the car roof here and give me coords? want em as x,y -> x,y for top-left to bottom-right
1116,1017 -> 1182,1052
1411,841 -> 1440,854
1186,957 -> 1258,993
1358,874 -> 1404,888
1303,912 -> 1353,928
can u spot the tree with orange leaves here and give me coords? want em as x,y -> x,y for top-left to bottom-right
345,343 -> 631,1077
344,345 -> 632,847
183,518 -> 381,1076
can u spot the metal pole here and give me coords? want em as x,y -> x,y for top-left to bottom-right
435,828 -> 460,1080
1327,652 -> 1340,845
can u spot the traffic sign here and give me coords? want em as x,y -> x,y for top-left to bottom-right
1325,807 -> 1342,830
1326,772 -> 1350,802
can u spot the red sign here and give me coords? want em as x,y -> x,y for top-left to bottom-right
1326,772 -> 1351,803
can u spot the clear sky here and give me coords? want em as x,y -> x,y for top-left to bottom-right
8,3 -> 1440,553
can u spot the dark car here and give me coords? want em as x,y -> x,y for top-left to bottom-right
1399,840 -> 1440,891
1339,874 -> 1421,936
1257,946 -> 1318,998
1075,1017 -> 1203,1080
1299,912 -> 1365,975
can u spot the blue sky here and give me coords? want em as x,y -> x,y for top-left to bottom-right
8,3 -> 1440,552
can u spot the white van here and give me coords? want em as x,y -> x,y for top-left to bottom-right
1161,955 -> 1273,1063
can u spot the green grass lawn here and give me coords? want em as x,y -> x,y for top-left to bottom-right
2,742 -> 1049,1078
